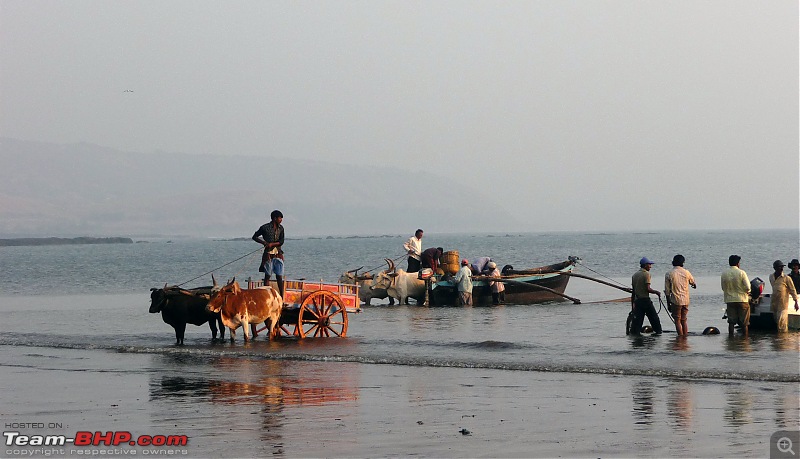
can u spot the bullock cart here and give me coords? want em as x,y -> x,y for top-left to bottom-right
246,278 -> 360,339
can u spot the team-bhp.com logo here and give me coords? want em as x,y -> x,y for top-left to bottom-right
4,431 -> 188,447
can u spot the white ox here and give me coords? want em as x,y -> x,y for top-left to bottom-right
339,269 -> 395,306
370,259 -> 427,305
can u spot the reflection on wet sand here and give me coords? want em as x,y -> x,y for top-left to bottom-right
150,356 -> 359,408
774,390 -> 800,429
666,381 -> 693,430
210,357 -> 359,406
149,356 -> 361,451
724,385 -> 754,427
632,381 -> 655,428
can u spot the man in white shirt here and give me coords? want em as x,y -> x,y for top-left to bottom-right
453,259 -> 473,306
664,254 -> 696,336
403,229 -> 423,273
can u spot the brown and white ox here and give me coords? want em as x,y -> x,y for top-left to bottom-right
339,268 -> 395,306
370,259 -> 426,305
206,279 -> 283,342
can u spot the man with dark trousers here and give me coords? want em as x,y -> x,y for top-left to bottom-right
630,257 -> 663,335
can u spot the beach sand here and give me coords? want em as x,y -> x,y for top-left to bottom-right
3,345 -> 797,458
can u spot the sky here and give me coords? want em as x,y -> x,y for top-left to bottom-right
1,0 -> 798,232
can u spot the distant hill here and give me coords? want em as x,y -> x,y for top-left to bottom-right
0,138 -> 525,238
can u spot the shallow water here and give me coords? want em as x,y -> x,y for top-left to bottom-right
1,230 -> 798,457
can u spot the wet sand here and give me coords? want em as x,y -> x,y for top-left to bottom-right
2,345 -> 797,458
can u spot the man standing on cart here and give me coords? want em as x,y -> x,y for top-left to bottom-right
253,210 -> 285,300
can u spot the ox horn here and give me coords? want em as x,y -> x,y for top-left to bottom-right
384,258 -> 396,273
212,273 -> 217,287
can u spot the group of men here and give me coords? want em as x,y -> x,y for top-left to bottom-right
631,254 -> 800,336
403,230 -> 445,273
403,229 -> 505,306
251,217 -> 799,334
449,257 -> 505,306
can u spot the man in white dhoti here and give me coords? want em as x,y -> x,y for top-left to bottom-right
768,260 -> 799,332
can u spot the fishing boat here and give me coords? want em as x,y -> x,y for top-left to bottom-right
748,293 -> 800,331
428,256 -> 580,306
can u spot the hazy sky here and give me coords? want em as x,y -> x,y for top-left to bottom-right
1,1 -> 797,232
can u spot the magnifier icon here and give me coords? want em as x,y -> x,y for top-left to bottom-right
778,437 -> 795,455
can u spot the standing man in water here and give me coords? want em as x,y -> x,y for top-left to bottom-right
768,260 -> 799,333
404,229 -> 423,273
664,254 -> 696,336
788,259 -> 800,291
630,257 -> 663,335
721,255 -> 751,336
453,258 -> 473,306
253,210 -> 285,300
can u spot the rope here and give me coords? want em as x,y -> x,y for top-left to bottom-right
577,261 -> 629,289
357,252 -> 408,275
175,247 -> 263,287
658,296 -> 677,325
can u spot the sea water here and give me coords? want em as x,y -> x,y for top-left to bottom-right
0,229 -> 798,457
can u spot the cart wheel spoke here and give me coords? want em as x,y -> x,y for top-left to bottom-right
306,307 -> 322,320
299,290 -> 348,338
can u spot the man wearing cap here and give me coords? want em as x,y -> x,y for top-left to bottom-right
453,258 -> 473,306
721,255 -> 751,336
768,260 -> 799,332
630,257 -> 663,335
788,259 -> 800,291
487,261 -> 505,305
664,254 -> 697,336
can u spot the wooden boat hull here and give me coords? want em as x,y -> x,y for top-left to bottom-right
429,259 -> 576,306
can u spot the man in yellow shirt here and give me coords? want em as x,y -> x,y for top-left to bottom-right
720,255 -> 751,336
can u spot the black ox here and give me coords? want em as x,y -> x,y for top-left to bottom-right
149,285 -> 225,345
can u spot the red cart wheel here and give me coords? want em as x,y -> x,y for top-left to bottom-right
298,290 -> 348,338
